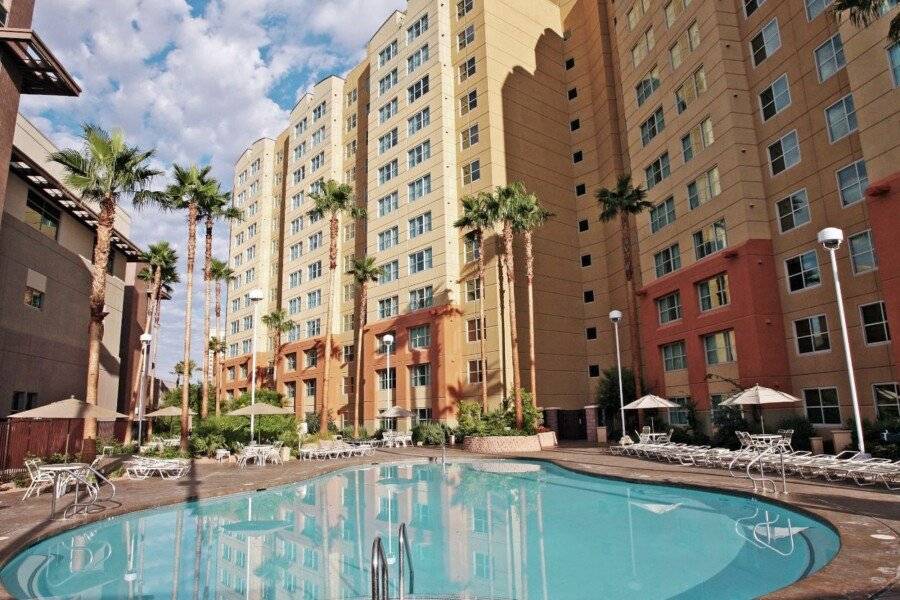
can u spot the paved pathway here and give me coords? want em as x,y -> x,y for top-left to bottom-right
0,445 -> 896,599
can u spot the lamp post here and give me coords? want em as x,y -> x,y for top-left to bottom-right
249,288 -> 265,441
137,333 -> 152,445
383,333 -> 395,429
609,310 -> 626,440
818,228 -> 867,456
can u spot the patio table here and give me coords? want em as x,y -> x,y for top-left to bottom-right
38,463 -> 88,519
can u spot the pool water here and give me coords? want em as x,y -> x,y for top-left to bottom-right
1,460 -> 839,599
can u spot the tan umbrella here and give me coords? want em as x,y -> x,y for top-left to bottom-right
720,385 -> 801,433
378,406 -> 415,419
145,406 -> 196,418
622,395 -> 680,410
227,403 -> 293,416
9,395 -> 126,421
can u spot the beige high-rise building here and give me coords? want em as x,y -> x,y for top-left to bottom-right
224,0 -> 900,443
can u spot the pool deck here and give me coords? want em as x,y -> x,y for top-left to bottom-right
0,444 -> 897,599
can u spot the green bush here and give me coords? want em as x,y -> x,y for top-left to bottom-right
595,367 -> 638,440
412,422 -> 446,445
455,392 -> 540,438
189,415 -> 249,456
774,414 -> 816,451
848,416 -> 900,460
712,406 -> 754,449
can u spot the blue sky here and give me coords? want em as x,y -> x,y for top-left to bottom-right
21,0 -> 405,382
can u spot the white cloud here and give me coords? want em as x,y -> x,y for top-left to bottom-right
22,0 -> 407,378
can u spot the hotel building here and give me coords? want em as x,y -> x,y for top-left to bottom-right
224,0 -> 900,442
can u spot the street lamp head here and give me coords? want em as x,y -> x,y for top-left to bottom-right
382,333 -> 395,345
817,227 -> 844,250
249,288 -> 265,302
609,310 -> 623,323
139,333 -> 152,344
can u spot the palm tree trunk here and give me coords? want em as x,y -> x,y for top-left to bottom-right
477,230 -> 488,412
620,212 -> 643,388
503,222 -> 523,429
215,279 -> 222,416
524,231 -> 537,405
124,266 -> 161,444
83,195 -> 116,459
353,283 -> 368,437
200,218 -> 213,419
319,214 -> 339,430
149,294 -> 162,412
180,203 -> 198,452
273,333 -> 282,390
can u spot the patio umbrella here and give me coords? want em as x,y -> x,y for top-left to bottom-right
144,406 -> 196,418
378,406 -> 415,419
720,385 -> 801,433
623,395 -> 679,432
9,395 -> 126,421
227,404 -> 293,416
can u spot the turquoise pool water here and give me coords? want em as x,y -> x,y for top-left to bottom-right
1,460 -> 839,599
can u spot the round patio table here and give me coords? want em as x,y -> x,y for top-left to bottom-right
38,463 -> 88,519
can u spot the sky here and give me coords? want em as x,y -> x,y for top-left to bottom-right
22,0 -> 406,382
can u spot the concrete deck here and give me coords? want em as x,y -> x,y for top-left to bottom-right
0,445 -> 896,599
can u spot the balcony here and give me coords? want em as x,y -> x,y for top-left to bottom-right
0,28 -> 80,96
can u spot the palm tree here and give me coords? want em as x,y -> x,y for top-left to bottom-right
310,179 -> 366,428
145,264 -> 179,413
453,192 -> 498,411
173,360 -> 197,388
510,190 -> 553,406
260,309 -> 295,390
495,183 -> 528,429
597,174 -> 653,388
347,257 -> 382,436
162,164 -> 216,451
125,241 -> 178,443
50,124 -> 161,457
833,0 -> 900,41
210,258 -> 235,415
198,184 -> 242,419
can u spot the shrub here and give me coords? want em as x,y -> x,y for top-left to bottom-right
712,406 -> 754,449
455,393 -> 541,438
595,367 -> 638,440
848,416 -> 900,460
189,415 -> 249,456
412,422 -> 446,445
774,415 -> 816,451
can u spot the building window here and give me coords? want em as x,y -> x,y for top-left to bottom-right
378,296 -> 399,319
379,128 -> 399,154
785,250 -> 821,292
584,290 -> 595,303
457,0 -> 474,18
581,254 -> 592,267
669,21 -> 700,69
466,278 -> 482,301
805,0 -> 833,20
378,227 -> 399,252
407,45 -> 430,74
378,368 -> 397,390
567,87 -> 578,100
285,353 -> 297,371
306,319 -> 321,338
860,301 -> 891,345
408,107 -> 431,135
586,327 -> 598,340
344,344 -> 355,362
458,24 -> 475,49
704,330 -> 736,365
10,392 -> 38,414
632,28 -> 655,66
825,94 -> 858,143
768,130 -> 800,175
573,150 -> 583,163
693,219 -> 727,259
409,286 -> 434,310
849,230 -> 877,274
654,244 -> 681,277
24,287 -> 44,309
380,98 -> 399,123
681,118 -> 714,162
410,364 -> 431,387
24,193 -> 61,239
661,341 -> 687,371
409,248 -> 433,274
836,160 -> 869,206
461,124 -> 480,149
460,89 -> 478,114
304,348 -> 318,368
795,315 -> 831,354
744,0 -> 766,17
675,67 -> 707,114
409,212 -> 432,239
379,260 -> 399,284
467,318 -> 484,342
750,19 -> 781,66
776,189 -> 811,232
815,34 -> 846,81
579,219 -> 589,232
804,388 -> 841,425
650,197 -> 676,233
408,174 -> 432,201
687,166 -> 721,209
575,183 -> 586,196
407,75 -> 430,103
889,42 -> 900,86
409,325 -> 431,349
644,153 -> 671,189
378,192 -> 399,217
639,107 -> 666,146
462,160 -> 481,184
378,160 -> 399,185
697,273 -> 729,311
407,13 -> 429,41
657,291 -> 682,324
570,119 -> 581,131
874,383 -> 900,418
463,231 -> 480,263
467,360 -> 483,383
459,56 -> 477,82
636,66 -> 661,106
588,364 -> 601,377
668,397 -> 690,426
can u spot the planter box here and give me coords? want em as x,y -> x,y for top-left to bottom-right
463,435 -> 543,454
810,436 -> 824,455
537,431 -> 557,449
831,429 -> 853,453
596,426 -> 608,445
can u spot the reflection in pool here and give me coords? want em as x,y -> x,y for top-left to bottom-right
1,460 -> 839,599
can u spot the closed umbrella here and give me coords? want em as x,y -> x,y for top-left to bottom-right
720,385 -> 801,433
623,395 -> 680,432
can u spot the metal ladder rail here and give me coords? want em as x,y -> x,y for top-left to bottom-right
398,522 -> 414,599
371,537 -> 389,600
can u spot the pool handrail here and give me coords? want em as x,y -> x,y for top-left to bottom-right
398,522 -> 414,599
370,536 -> 389,600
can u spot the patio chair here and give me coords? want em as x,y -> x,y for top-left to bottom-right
21,459 -> 54,501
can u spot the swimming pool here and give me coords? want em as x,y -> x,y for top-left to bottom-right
1,460 -> 839,599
